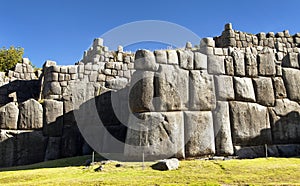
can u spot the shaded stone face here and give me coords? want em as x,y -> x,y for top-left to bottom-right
124,112 -> 185,160
18,99 -> 43,129
229,101 -> 272,146
184,111 -> 215,157
282,68 -> 300,102
0,103 -> 19,130
154,64 -> 189,111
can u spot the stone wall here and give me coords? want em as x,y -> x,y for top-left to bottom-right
1,24 -> 300,167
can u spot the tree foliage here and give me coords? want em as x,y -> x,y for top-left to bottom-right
0,46 -> 24,72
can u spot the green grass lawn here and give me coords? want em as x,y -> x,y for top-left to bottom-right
0,156 -> 299,186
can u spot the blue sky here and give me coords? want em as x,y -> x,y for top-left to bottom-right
0,0 -> 299,67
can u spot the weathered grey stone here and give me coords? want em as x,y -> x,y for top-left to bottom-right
50,82 -> 62,95
282,52 -> 299,69
43,99 -> 64,137
272,99 -> 300,117
229,101 -> 272,146
0,103 -> 19,129
151,158 -> 179,171
129,71 -> 154,113
235,145 -> 279,159
257,49 -> 276,76
213,102 -> 234,155
214,75 -> 234,101
194,52 -> 207,70
43,60 -> 57,68
245,52 -> 258,77
224,56 -> 234,76
124,112 -> 185,160
273,77 -> 287,99
233,77 -> 256,102
60,126 -> 83,157
207,55 -> 225,75
184,111 -> 215,157
186,42 -> 192,49
167,50 -> 178,65
232,50 -> 245,76
154,50 -> 167,64
44,137 -> 61,161
282,68 -> 300,102
177,50 -> 194,70
18,99 -> 43,129
200,38 -> 215,47
134,50 -> 159,71
253,77 -> 275,106
155,65 -> 189,111
0,130 -> 46,167
106,77 -> 128,90
189,70 -> 216,111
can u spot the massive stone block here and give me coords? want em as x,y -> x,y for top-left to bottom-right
194,52 -> 207,70
184,111 -> 215,157
245,52 -> 258,77
232,50 -> 245,76
213,102 -> 234,155
129,71 -> 154,113
0,130 -> 46,167
207,55 -> 225,75
124,112 -> 185,160
18,99 -> 43,129
0,103 -> 19,129
134,50 -> 159,71
167,50 -> 178,65
229,101 -> 272,146
273,77 -> 287,99
189,70 -> 216,111
154,50 -> 167,64
269,99 -> 300,144
257,49 -> 276,76
282,52 -> 299,69
177,50 -> 194,70
43,99 -> 64,137
155,64 -> 189,111
214,75 -> 234,101
282,68 -> 300,102
44,137 -> 61,161
233,77 -> 256,102
253,77 -> 275,106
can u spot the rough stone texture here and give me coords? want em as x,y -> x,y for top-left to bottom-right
232,50 -> 245,76
207,55 -> 225,75
224,56 -> 234,76
0,103 -> 19,129
245,52 -> 258,77
135,50 -> 159,71
213,102 -> 234,155
189,70 -> 216,111
18,99 -> 43,129
184,111 -> 215,157
155,65 -> 189,111
282,52 -> 299,68
124,112 -> 185,160
44,137 -> 61,161
154,50 -> 167,64
270,99 -> 300,144
229,101 -> 272,146
0,130 -> 46,167
258,49 -> 276,76
214,75 -> 234,101
233,77 -> 256,102
129,71 -> 154,113
167,50 -> 178,65
253,77 -> 275,106
151,158 -> 179,171
177,50 -> 194,70
43,99 -> 64,137
282,68 -> 300,102
194,52 -> 207,70
273,77 -> 287,99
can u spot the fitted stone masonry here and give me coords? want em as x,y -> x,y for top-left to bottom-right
1,23 -> 300,166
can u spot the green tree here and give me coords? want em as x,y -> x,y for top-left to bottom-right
0,46 -> 24,72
